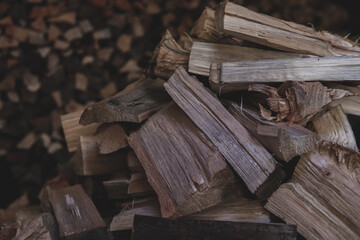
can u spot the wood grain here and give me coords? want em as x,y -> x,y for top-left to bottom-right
266,142 -> 360,240
80,78 -> 170,125
128,102 -> 242,218
210,57 -> 360,88
164,67 -> 283,198
225,102 -> 319,162
189,41 -> 311,77
215,2 -> 360,56
312,105 -> 358,151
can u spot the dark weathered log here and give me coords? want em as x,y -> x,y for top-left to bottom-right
131,215 -> 297,240
225,102 -> 319,162
265,142 -> 360,240
80,78 -> 170,125
210,57 -> 360,89
48,185 -> 108,240
128,102 -> 242,218
215,2 -> 360,56
164,67 -> 283,198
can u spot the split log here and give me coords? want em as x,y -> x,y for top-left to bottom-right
71,135 -> 127,176
189,41 -> 310,77
148,30 -> 190,79
110,197 -> 270,232
61,110 -> 100,152
48,185 -> 108,240
94,123 -> 128,154
14,213 -> 59,240
215,2 -> 360,56
190,8 -> 243,45
80,78 -> 170,125
128,102 -> 242,218
225,102 -> 319,162
249,81 -> 352,125
210,57 -> 360,90
164,67 -> 283,198
127,172 -> 154,196
131,215 -> 297,240
265,142 -> 360,240
312,105 -> 358,151
102,173 -> 129,200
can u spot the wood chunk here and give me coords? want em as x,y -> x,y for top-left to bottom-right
190,8 -> 243,45
48,12 -> 76,25
110,201 -> 161,232
132,16 -> 144,38
79,20 -> 93,33
164,67 -> 283,198
31,18 -> 47,32
93,28 -> 111,40
119,59 -> 141,73
265,143 -> 360,240
75,73 -> 88,92
0,36 -> 19,48
327,84 -> 360,116
0,74 -> 16,91
80,78 -> 170,125
116,34 -> 132,53
132,215 -> 297,240
82,55 -> 95,65
215,2 -> 360,56
100,82 -> 117,99
226,102 -> 319,162
148,30 -> 190,79
38,47 -> 51,58
7,26 -> 28,42
27,30 -> 45,45
128,102 -> 242,218
23,72 -> 41,92
61,110 -> 100,152
14,213 -> 59,240
94,123 -> 128,154
72,135 -> 127,176
48,185 -> 108,239
48,24 -> 62,41
0,194 -> 30,225
64,27 -> 83,42
249,81 -> 352,125
128,172 -> 153,196
97,48 -> 114,62
30,5 -> 66,19
17,132 -> 37,150
312,105 -> 358,151
103,174 -> 129,200
65,100 -> 84,113
54,39 -> 70,50
210,57 -> 360,89
189,41 -> 310,77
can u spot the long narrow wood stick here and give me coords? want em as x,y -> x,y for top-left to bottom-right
215,2 -> 360,56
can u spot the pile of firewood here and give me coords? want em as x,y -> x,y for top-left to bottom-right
2,1 -> 360,240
